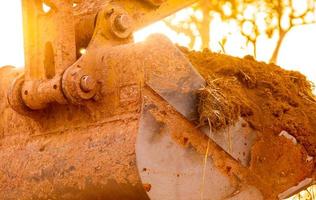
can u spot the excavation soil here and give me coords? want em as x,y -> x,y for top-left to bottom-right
181,48 -> 316,198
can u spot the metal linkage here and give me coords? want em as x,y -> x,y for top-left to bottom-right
8,0 -> 199,114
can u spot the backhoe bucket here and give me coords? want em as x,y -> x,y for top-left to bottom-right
0,35 -> 274,199
139,35 -> 258,167
135,35 -> 263,199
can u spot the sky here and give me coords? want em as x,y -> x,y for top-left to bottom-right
0,1 -> 24,68
0,1 -> 315,90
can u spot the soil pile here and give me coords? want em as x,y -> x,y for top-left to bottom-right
181,48 -> 316,197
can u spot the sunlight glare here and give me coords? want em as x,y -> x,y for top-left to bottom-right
0,1 -> 24,68
42,3 -> 52,13
278,24 -> 316,91
134,21 -> 192,48
79,48 -> 87,55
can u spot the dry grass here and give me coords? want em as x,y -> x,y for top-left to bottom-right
197,77 -> 240,131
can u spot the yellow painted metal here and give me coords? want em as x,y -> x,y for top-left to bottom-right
22,0 -> 200,80
17,0 -> 200,111
22,0 -> 77,80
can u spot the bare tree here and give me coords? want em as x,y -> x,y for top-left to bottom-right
269,0 -> 316,63
164,0 -> 316,62
229,0 -> 316,61
164,0 -> 236,49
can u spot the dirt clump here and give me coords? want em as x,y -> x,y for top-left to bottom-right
180,48 -> 316,197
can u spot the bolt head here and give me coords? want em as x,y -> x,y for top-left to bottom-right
115,14 -> 132,31
80,75 -> 96,93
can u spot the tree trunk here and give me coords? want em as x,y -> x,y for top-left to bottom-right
270,30 -> 287,64
200,4 -> 211,49
254,43 -> 257,59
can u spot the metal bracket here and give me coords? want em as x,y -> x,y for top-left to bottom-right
8,0 -> 199,114
8,1 -> 134,113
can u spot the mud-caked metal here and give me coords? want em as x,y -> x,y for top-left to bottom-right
2,0 -> 302,199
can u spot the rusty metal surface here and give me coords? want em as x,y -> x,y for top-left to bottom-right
2,30 -> 310,199
201,119 -> 258,167
18,0 -> 78,112
0,113 -> 147,200
1,30 -> 262,199
1,34 -> 203,199
0,40 -> 149,199
143,35 -> 205,121
137,89 -> 236,200
136,35 -> 257,168
7,72 -> 32,115
21,77 -> 67,110
22,0 -> 76,80
136,87 -> 264,200
14,0 -> 200,112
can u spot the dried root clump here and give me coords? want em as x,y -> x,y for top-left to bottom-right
197,76 -> 241,131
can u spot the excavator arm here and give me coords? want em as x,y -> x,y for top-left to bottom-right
11,0 -> 200,112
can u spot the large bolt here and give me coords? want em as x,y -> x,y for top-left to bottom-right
114,14 -> 132,31
80,75 -> 96,93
